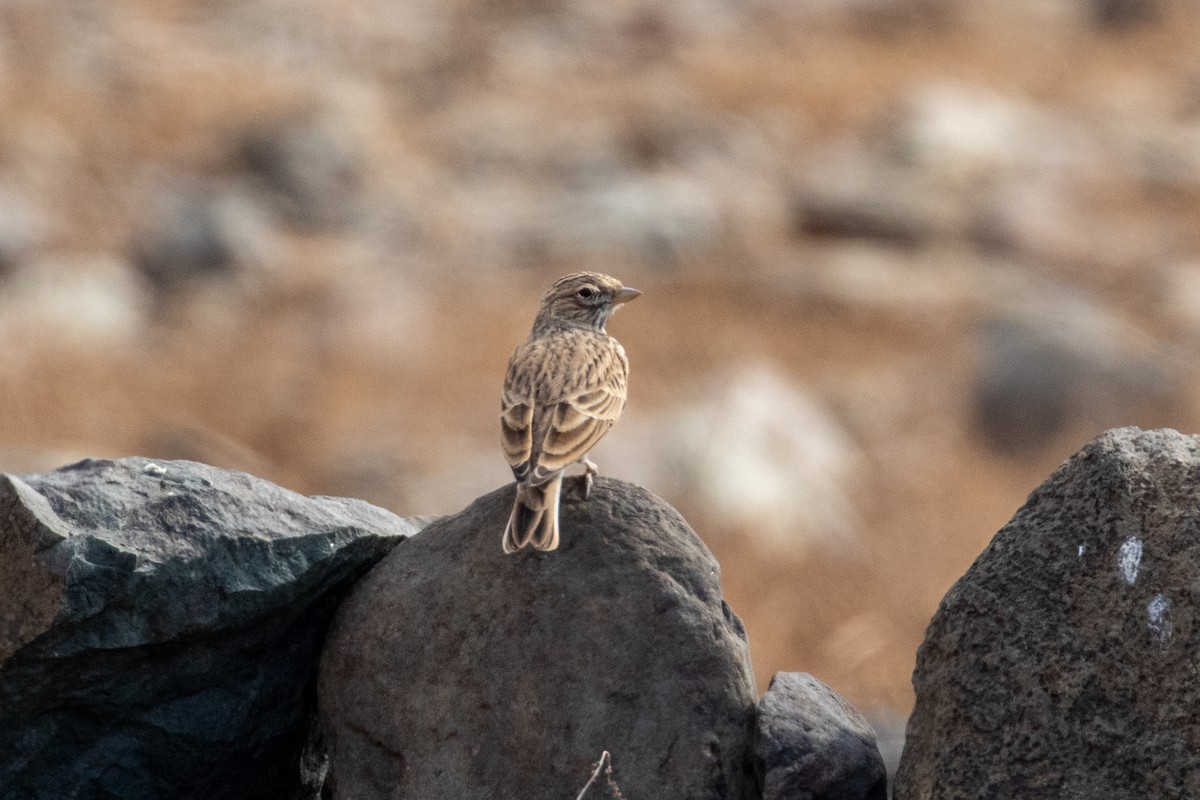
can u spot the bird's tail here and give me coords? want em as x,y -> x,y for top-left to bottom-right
502,476 -> 562,553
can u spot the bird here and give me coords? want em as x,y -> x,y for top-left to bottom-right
500,272 -> 641,554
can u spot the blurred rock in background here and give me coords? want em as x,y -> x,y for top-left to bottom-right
972,287 -> 1186,456
0,0 -> 1198,720
608,362 -> 862,551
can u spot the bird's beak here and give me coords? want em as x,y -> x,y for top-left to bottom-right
613,287 -> 642,305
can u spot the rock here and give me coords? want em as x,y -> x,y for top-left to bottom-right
783,243 -> 977,319
604,363 -> 861,549
885,83 -> 1093,183
1125,121 -> 1200,202
790,148 -> 953,247
0,256 -> 147,354
867,710 -> 907,790
458,171 -> 723,271
0,184 -> 49,277
748,0 -> 952,32
561,173 -> 724,267
972,287 -> 1183,456
967,174 -> 1172,276
895,428 -> 1200,799
1088,0 -> 1158,28
319,477 -> 757,800
973,314 -> 1077,454
236,112 -> 365,232
131,182 -> 274,297
0,457 -> 427,800
754,672 -> 888,800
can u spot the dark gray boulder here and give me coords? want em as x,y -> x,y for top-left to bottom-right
0,457 -> 427,800
131,185 -> 248,296
319,477 -> 757,800
236,111 -> 364,232
754,672 -> 888,800
896,427 -> 1200,799
971,299 -> 1182,457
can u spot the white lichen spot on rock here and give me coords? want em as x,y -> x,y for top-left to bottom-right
1077,543 -> 1086,558
1147,593 -> 1172,643
143,463 -> 166,477
1117,537 -> 1143,585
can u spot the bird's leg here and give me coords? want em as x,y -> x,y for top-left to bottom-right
579,456 -> 599,500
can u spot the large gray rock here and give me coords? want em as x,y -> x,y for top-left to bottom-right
754,672 -> 888,800
972,294 -> 1183,456
0,457 -> 426,800
236,111 -> 365,232
319,477 -> 757,800
790,151 -> 951,248
131,182 -> 273,299
896,428 -> 1200,799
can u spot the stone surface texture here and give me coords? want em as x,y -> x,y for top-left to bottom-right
319,476 -> 757,800
755,672 -> 888,800
896,427 -> 1200,799
0,457 -> 425,800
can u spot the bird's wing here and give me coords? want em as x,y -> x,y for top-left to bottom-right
501,383 -> 535,482
530,386 -> 624,483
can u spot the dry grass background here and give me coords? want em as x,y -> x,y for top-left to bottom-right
2,0 -> 1200,718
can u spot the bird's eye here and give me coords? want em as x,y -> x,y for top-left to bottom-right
577,287 -> 596,300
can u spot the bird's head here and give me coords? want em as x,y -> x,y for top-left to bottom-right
533,272 -> 641,333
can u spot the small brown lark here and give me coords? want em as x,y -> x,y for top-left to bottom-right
500,272 -> 641,553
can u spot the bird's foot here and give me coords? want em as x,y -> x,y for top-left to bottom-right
579,457 -> 599,500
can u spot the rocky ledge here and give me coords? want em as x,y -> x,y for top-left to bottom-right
0,457 -> 427,800
1,459 -> 883,800
12,429 -> 1200,799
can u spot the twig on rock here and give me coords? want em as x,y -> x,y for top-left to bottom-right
575,751 -> 611,800
603,753 -> 628,800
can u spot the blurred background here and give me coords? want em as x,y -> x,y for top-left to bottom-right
1,0 -> 1198,736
